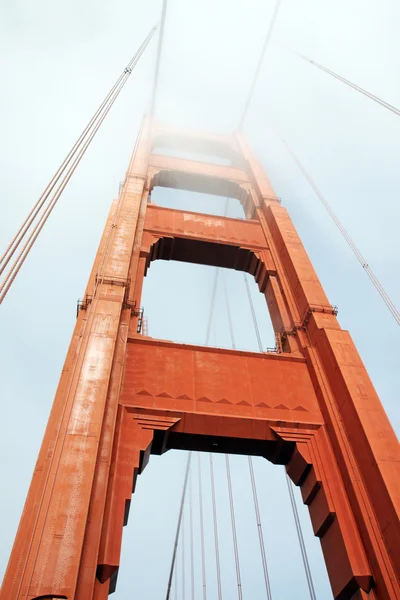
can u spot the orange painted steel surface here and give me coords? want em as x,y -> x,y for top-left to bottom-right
1,121 -> 399,600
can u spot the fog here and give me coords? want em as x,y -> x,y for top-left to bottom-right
0,0 -> 399,598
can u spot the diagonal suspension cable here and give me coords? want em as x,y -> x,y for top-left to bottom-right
281,137 -> 400,326
242,270 -> 317,599
166,453 -> 192,600
288,48 -> 400,118
0,24 -> 158,304
238,0 -> 282,129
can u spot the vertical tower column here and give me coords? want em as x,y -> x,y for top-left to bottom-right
0,120 -> 153,600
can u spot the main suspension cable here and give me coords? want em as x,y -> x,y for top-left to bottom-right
166,453 -> 192,600
0,24 -> 157,304
225,455 -> 243,600
238,0 -> 282,129
210,454 -> 223,600
248,456 -> 273,599
281,137 -> 400,326
285,473 -> 317,600
288,48 -> 400,118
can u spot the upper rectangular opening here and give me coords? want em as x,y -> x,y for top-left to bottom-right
152,132 -> 245,169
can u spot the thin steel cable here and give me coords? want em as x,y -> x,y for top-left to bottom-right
0,26 -> 158,304
149,0 -> 169,119
289,48 -> 400,117
166,453 -> 192,600
175,552 -> 178,600
243,273 -> 264,352
281,137 -> 400,326
238,0 -> 282,129
189,473 -> 195,600
197,453 -> 207,600
1,74 -> 127,302
209,454 -> 223,600
285,473 -> 317,600
248,456 -> 273,599
205,268 -> 220,345
205,198 -> 230,344
242,270 -> 317,597
223,277 -> 236,349
226,275 -> 272,598
0,27 -> 155,277
225,455 -> 243,599
182,509 -> 186,600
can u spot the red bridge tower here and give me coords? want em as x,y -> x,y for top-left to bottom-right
1,121 -> 399,600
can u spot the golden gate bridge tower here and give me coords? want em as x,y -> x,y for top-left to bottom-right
0,5 -> 399,600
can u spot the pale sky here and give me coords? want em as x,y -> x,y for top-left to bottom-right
0,0 -> 399,598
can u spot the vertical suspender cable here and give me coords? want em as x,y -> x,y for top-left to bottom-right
243,273 -> 264,351
242,273 -> 317,598
280,137 -> 400,327
189,474 -> 195,600
210,454 -> 223,600
206,269 -> 220,345
285,473 -> 317,600
197,453 -> 207,600
182,509 -> 186,600
248,456 -> 273,599
225,273 -> 273,597
205,198 -> 230,345
223,277 -> 236,349
174,557 -> 178,600
225,455 -> 243,599
166,453 -> 192,600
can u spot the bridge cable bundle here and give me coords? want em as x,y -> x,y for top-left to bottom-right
0,24 -> 158,305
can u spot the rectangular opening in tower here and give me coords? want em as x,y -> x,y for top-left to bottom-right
141,262 -> 275,352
